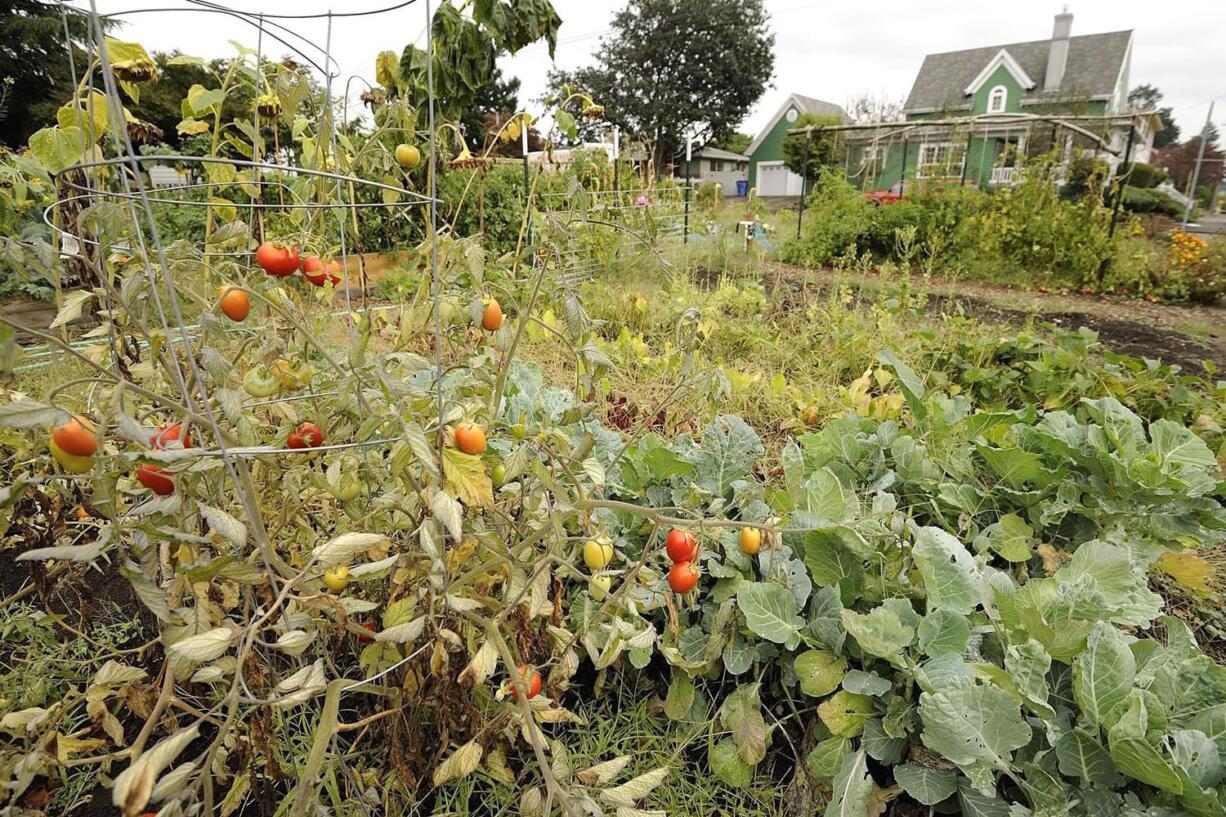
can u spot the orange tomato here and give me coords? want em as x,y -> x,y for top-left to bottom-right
481,299 -> 504,331
218,286 -> 249,321
52,415 -> 97,457
509,664 -> 541,700
454,423 -> 487,455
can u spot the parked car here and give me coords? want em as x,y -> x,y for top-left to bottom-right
863,181 -> 908,206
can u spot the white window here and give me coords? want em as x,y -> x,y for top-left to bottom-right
917,142 -> 958,178
987,84 -> 1008,114
711,159 -> 724,172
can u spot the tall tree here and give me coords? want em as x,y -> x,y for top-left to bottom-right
845,93 -> 903,125
546,0 -> 774,170
1128,84 -> 1180,148
782,114 -> 843,182
0,0 -> 114,148
1155,126 -> 1222,205
713,132 -> 752,155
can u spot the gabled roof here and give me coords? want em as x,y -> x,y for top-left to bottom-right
695,146 -> 749,161
963,49 -> 1036,94
746,93 -> 847,157
904,30 -> 1133,113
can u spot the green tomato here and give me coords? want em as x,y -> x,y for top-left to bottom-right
491,462 -> 507,487
243,365 -> 280,398
510,423 -> 527,441
329,480 -> 361,501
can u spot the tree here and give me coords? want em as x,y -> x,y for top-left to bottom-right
1128,84 -> 1180,148
782,114 -> 842,183
1154,127 -> 1223,205
713,132 -> 752,155
398,0 -> 559,124
0,1 -> 116,148
845,93 -> 903,125
545,0 -> 774,171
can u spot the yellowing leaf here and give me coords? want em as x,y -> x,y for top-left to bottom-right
442,447 -> 493,507
1159,550 -> 1214,597
433,740 -> 483,785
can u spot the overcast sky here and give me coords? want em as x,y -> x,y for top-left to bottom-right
76,0 -> 1225,140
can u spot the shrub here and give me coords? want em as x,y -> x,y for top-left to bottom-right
974,162 -> 1113,286
1121,186 -> 1183,217
1119,161 -> 1169,189
779,170 -> 873,267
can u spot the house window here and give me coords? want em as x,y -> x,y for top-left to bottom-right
987,85 -> 1008,114
917,142 -> 958,179
711,159 -> 724,172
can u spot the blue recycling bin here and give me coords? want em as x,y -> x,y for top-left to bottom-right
736,180 -> 749,197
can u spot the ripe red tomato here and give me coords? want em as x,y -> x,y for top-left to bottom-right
136,464 -> 175,495
668,560 -> 700,594
301,256 -> 342,287
665,529 -> 698,563
454,423 -> 487,455
218,286 -> 249,321
509,664 -> 542,700
52,414 -> 98,457
287,421 -> 325,449
255,242 -> 299,277
481,299 -> 504,331
150,422 -> 190,449
357,622 -> 377,643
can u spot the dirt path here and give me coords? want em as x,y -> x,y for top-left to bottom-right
764,262 -> 1226,374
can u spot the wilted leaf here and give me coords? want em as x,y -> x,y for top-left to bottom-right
1159,550 -> 1214,596
433,740 -> 483,785
168,626 -> 238,662
312,532 -> 386,567
577,755 -> 631,786
600,766 -> 669,807
442,447 -> 494,507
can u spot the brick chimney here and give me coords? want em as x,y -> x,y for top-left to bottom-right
1044,8 -> 1073,91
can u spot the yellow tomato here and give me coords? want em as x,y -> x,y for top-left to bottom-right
739,527 -> 762,556
323,565 -> 350,592
394,143 -> 421,169
583,539 -> 614,571
49,437 -> 93,474
589,575 -> 612,600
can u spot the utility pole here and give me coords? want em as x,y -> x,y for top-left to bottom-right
1182,101 -> 1215,229
683,136 -> 692,244
613,126 -> 620,199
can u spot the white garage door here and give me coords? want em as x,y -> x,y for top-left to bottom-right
757,162 -> 788,196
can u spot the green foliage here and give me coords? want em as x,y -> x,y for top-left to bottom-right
781,159 -> 1192,294
399,0 -> 560,122
1119,162 -> 1170,190
545,0 -> 775,167
782,114 -> 843,181
1122,186 -> 1183,217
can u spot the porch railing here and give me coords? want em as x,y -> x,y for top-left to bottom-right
990,166 -> 1019,186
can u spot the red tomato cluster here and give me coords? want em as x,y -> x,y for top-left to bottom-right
665,529 -> 701,593
301,256 -> 342,287
255,242 -> 300,277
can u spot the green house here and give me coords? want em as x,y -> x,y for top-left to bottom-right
746,94 -> 846,197
854,12 -> 1153,192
